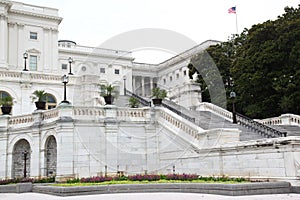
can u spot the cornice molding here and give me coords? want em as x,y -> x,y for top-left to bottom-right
9,9 -> 62,24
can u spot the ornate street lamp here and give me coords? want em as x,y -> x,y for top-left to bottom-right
230,91 -> 237,124
123,76 -> 126,95
68,57 -> 73,75
22,150 -> 28,178
23,52 -> 28,71
61,75 -> 70,104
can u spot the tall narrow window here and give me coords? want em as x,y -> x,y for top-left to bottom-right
29,55 -> 37,71
30,32 -> 37,40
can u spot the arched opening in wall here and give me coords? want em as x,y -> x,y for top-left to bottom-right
44,94 -> 57,110
45,136 -> 57,177
12,139 -> 31,178
0,91 -> 13,115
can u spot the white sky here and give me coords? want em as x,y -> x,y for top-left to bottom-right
20,0 -> 299,63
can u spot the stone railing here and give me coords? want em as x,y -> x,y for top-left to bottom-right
30,73 -> 62,82
197,102 -> 232,121
257,114 -> 300,126
42,109 -> 60,121
73,107 -> 105,117
116,107 -> 149,122
162,102 -> 195,123
0,71 -> 21,78
125,89 -> 151,107
8,114 -> 34,126
158,107 -> 202,141
237,113 -> 286,138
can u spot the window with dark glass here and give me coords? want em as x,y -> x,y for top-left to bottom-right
62,64 -> 67,70
30,32 -> 37,40
115,69 -> 120,74
100,68 -> 105,73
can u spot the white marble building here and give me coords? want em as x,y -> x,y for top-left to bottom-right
0,0 -> 218,116
0,0 -> 300,184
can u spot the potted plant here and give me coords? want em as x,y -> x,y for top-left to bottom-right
32,90 -> 48,110
0,96 -> 13,115
100,84 -> 118,105
128,97 -> 139,108
151,87 -> 167,106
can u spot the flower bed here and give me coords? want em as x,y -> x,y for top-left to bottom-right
0,177 -> 55,185
65,174 -> 246,184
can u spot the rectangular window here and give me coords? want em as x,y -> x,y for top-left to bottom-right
183,70 -> 187,76
115,69 -> 120,74
100,68 -> 105,73
30,32 -> 37,40
163,79 -> 166,84
29,55 -> 37,71
61,64 -> 67,70
170,76 -> 172,81
176,73 -> 179,79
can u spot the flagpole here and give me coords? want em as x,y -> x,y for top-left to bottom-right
235,6 -> 238,35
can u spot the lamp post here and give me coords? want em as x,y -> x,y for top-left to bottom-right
123,76 -> 126,95
22,150 -> 28,178
61,75 -> 70,104
68,57 -> 73,75
230,91 -> 237,124
23,52 -> 28,71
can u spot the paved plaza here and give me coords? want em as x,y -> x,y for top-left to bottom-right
1,193 -> 300,200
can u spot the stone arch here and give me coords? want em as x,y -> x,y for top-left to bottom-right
12,139 -> 31,178
45,136 -> 57,177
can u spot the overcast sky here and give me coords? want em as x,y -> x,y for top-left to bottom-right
20,0 -> 299,63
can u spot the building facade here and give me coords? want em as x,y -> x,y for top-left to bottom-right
1,0 -> 300,184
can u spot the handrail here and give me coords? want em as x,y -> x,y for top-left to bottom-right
236,113 -> 287,138
125,89 -> 151,107
161,102 -> 196,123
125,90 -> 195,123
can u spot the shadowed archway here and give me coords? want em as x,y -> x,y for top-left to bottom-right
45,136 -> 57,177
12,139 -> 31,178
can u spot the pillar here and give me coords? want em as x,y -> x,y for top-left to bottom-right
132,76 -> 136,93
55,105 -> 75,181
0,116 -> 9,178
141,77 -> 145,97
0,14 -> 8,68
150,77 -> 153,95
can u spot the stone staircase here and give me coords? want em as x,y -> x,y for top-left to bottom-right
270,125 -> 300,136
162,100 -> 265,141
114,95 -> 131,107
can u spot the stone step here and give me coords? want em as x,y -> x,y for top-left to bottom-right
162,100 -> 265,141
270,125 -> 300,136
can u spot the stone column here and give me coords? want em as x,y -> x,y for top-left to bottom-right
0,14 -> 8,68
17,23 -> 25,70
150,77 -> 153,95
132,76 -> 136,93
30,111 -> 43,178
141,77 -> 145,97
0,116 -> 9,178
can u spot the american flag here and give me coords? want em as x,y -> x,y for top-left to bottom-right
228,6 -> 236,14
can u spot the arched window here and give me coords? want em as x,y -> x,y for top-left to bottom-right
44,94 -> 57,110
0,91 -> 11,99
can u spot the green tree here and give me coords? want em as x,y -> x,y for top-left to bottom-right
189,5 -> 300,118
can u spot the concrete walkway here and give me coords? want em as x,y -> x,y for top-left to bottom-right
1,193 -> 300,200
